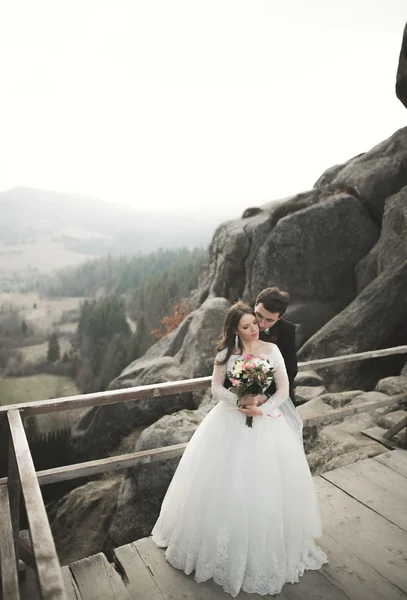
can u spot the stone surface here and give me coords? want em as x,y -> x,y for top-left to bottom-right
375,375 -> 407,396
286,300 -> 344,347
306,413 -> 387,475
320,390 -> 364,410
175,297 -> 231,378
295,370 -> 324,387
295,385 -> 326,404
356,185 -> 407,292
298,260 -> 407,366
316,126 -> 407,223
250,194 -> 378,307
396,22 -> 407,109
48,475 -> 123,565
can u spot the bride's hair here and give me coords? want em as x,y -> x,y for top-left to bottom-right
215,301 -> 255,365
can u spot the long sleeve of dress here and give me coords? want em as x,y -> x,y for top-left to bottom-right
258,345 -> 290,415
211,350 -> 238,407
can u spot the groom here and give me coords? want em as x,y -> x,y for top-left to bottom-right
254,287 -> 298,406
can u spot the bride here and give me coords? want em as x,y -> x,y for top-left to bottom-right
152,301 -> 327,596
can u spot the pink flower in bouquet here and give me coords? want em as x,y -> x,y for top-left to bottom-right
227,354 -> 274,428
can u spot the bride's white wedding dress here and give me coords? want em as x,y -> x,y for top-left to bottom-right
152,343 -> 327,597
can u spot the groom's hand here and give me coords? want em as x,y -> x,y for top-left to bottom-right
238,405 -> 263,417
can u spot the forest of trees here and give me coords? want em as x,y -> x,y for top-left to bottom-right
38,247 -> 207,299
37,247 -> 207,363
36,247 -> 208,392
72,295 -> 141,392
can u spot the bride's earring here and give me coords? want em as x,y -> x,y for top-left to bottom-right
234,334 -> 239,351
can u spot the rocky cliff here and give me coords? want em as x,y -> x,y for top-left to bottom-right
51,26 -> 407,566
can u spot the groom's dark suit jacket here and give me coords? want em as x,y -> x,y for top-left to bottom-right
224,318 -> 298,407
259,319 -> 298,406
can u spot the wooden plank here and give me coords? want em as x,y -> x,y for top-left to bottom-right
0,344 -> 405,419
304,394 -> 407,428
0,442 -> 188,487
62,566 -> 82,600
0,376 -> 213,418
322,458 -> 407,531
281,570 -> 351,600
373,450 -> 407,478
318,531 -> 407,600
68,553 -> 133,600
134,537 -> 227,599
0,484 -> 20,600
362,427 -> 401,450
7,410 -> 67,600
315,476 -> 407,593
297,345 -> 407,371
134,537 -> 291,600
383,416 -> 407,440
113,543 -> 164,600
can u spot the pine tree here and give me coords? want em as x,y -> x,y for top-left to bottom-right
47,333 -> 60,362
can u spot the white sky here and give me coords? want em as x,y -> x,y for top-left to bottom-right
0,0 -> 406,220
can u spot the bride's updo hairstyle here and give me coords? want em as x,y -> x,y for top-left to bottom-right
215,301 -> 255,365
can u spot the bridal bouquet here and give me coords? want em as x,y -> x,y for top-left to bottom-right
227,354 -> 274,428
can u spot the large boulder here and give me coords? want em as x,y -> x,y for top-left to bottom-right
48,475 -> 123,565
299,260 -> 407,361
285,300 -> 345,347
295,370 -> 324,387
194,189 -> 379,347
175,297 -> 231,378
194,203 -> 284,304
396,23 -> 407,109
375,375 -> 407,396
295,385 -> 326,404
250,193 -> 379,307
115,312 -> 195,381
356,185 -> 407,292
315,127 -> 407,223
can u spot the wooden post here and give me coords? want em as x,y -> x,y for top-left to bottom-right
0,484 -> 20,600
8,432 -> 21,571
7,410 -> 67,600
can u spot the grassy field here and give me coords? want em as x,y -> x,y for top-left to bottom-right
0,291 -> 85,334
18,339 -> 72,364
0,374 -> 84,434
0,374 -> 79,406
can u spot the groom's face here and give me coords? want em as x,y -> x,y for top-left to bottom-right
254,303 -> 281,331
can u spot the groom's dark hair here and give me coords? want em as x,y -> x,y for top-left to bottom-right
255,287 -> 289,317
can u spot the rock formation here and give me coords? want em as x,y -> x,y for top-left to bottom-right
50,25 -> 407,565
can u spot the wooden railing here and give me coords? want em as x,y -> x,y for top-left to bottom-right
1,345 -> 407,600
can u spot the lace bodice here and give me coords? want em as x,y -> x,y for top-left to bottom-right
211,343 -> 290,414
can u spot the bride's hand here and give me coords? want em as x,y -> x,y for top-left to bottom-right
251,393 -> 267,406
238,393 -> 258,407
238,405 -> 263,417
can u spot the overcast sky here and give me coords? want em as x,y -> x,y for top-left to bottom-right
0,0 -> 406,220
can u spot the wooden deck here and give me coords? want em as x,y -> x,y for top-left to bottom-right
16,449 -> 406,600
